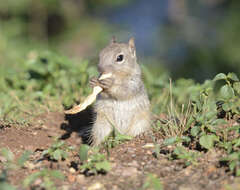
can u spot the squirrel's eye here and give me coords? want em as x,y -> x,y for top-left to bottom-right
116,54 -> 124,62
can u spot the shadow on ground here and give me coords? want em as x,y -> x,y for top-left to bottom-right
60,106 -> 95,144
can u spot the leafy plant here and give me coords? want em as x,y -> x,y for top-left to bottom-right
214,73 -> 240,116
103,126 -> 132,151
171,146 -> 200,166
42,139 -> 74,161
199,134 -> 219,150
153,72 -> 240,173
23,169 -> 64,190
142,173 -> 163,190
162,136 -> 191,147
221,152 -> 240,176
0,148 -> 31,169
0,148 -> 31,190
0,51 -> 97,124
0,170 -> 16,190
78,144 -> 111,175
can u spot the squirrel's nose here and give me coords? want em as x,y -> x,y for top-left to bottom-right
98,64 -> 112,74
97,64 -> 104,73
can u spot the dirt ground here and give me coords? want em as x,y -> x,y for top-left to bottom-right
0,111 -> 240,190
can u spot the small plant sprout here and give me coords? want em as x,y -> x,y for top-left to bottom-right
23,169 -> 64,190
0,148 -> 32,190
142,173 -> 163,190
78,144 -> 111,175
42,139 -> 74,161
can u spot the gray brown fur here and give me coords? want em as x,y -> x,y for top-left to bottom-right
90,38 -> 151,146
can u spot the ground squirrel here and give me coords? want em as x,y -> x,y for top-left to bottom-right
89,37 -> 151,145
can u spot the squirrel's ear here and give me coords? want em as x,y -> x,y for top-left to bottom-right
128,37 -> 136,57
110,36 -> 116,44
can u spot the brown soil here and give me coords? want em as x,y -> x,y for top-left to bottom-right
0,111 -> 239,190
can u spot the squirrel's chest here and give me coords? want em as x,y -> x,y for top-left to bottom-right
110,99 -> 140,133
96,98 -> 135,128
112,100 -> 134,120
96,95 -> 148,132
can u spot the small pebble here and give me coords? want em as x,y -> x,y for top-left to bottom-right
142,143 -> 155,148
121,167 -> 139,177
69,167 -> 76,173
34,178 -> 42,186
88,182 -> 105,190
62,185 -> 69,190
76,174 -> 86,184
68,174 -> 76,183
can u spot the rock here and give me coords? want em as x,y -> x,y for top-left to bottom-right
0,156 -> 7,162
146,150 -> 152,155
128,160 -> 139,167
88,182 -> 105,190
112,185 -> 120,190
206,165 -> 217,175
69,167 -> 76,173
68,174 -> 76,183
25,161 -> 35,170
121,167 -> 139,177
33,178 -> 42,186
41,125 -> 48,129
62,185 -> 70,190
142,143 -> 155,148
76,174 -> 86,184
179,186 -> 192,190
33,132 -> 38,136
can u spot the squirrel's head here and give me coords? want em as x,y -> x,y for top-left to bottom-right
98,37 -> 141,76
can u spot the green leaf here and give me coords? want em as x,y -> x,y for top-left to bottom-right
191,126 -> 200,137
61,151 -> 68,159
181,136 -> 191,143
1,148 -> 14,162
49,170 -> 65,180
211,119 -> 228,126
222,102 -> 234,112
163,137 -> 177,146
95,160 -> 111,172
205,111 -> 217,120
220,142 -> 232,153
143,173 -> 163,190
153,144 -> 160,158
53,149 -> 62,161
227,73 -> 239,82
42,149 -> 50,156
199,135 -> 219,150
17,151 -> 32,167
23,171 -> 42,187
115,133 -> 133,141
173,146 -> 186,156
0,182 -> 16,190
233,138 -> 240,148
53,141 -> 65,148
229,161 -> 236,171
79,144 -> 90,162
213,73 -> 227,81
236,169 -> 240,177
220,84 -> 235,99
223,152 -> 239,161
233,82 -> 240,94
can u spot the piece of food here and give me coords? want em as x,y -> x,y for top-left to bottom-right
64,73 -> 112,114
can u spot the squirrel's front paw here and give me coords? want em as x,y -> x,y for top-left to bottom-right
98,78 -> 113,90
89,77 -> 100,88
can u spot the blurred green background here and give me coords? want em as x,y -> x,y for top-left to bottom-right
1,0 -> 240,81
